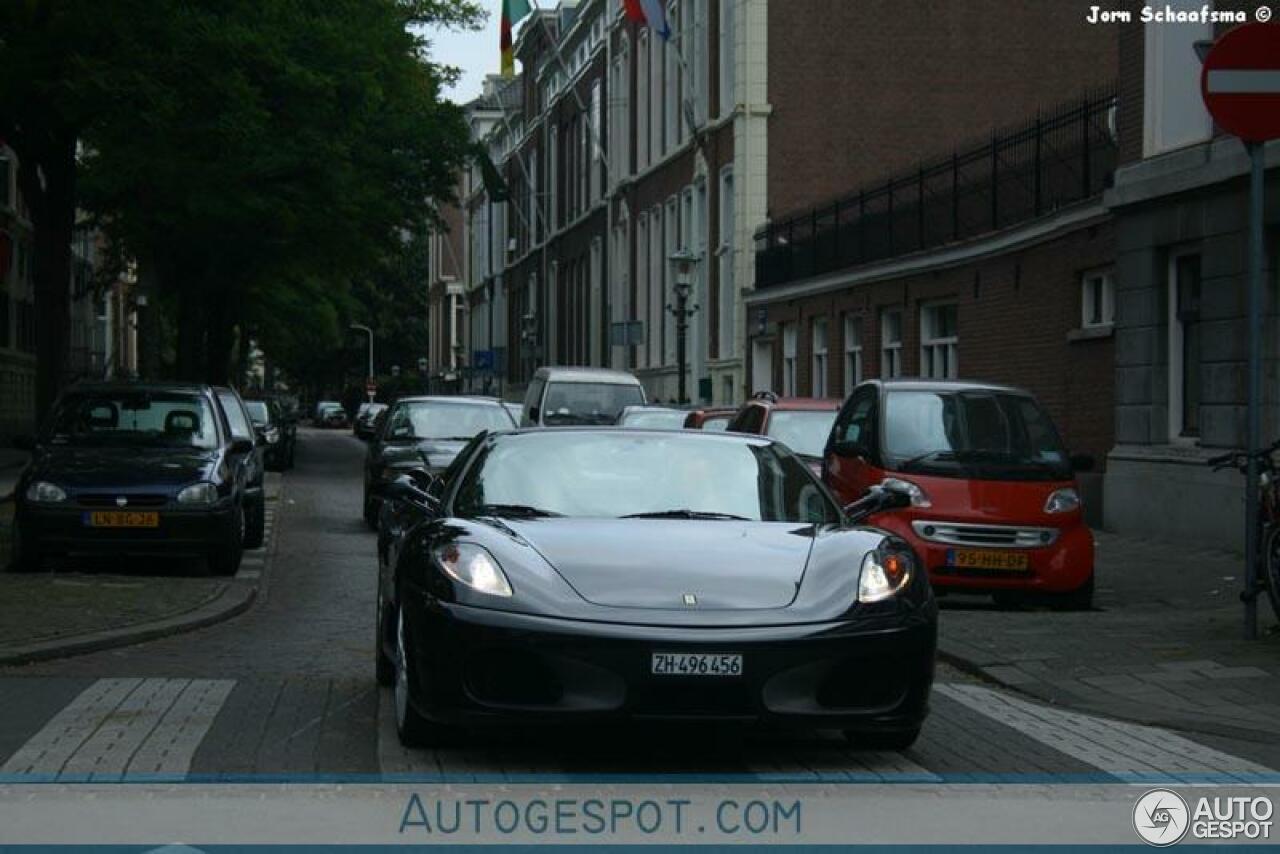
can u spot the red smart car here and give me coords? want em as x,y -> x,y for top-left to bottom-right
822,379 -> 1095,609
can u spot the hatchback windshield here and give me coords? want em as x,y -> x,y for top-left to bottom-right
618,408 -> 687,429
884,390 -> 1070,480
49,392 -> 220,450
385,401 -> 514,441
766,410 -> 838,458
455,432 -> 837,522
543,382 -> 644,425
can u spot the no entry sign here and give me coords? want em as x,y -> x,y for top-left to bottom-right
1200,23 -> 1280,142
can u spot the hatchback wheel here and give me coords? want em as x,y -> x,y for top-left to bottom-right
208,504 -> 245,576
243,496 -> 266,549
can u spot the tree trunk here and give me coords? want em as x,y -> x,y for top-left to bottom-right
203,291 -> 235,385
17,133 -> 77,424
174,286 -> 205,381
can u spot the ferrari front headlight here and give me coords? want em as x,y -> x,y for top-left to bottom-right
857,549 -> 914,603
434,542 -> 513,598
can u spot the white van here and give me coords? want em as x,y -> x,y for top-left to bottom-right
520,367 -> 647,427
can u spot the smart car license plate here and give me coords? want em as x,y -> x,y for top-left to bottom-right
651,653 -> 742,677
947,548 -> 1028,571
83,511 -> 160,528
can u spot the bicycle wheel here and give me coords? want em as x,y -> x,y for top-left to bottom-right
1264,524 -> 1280,625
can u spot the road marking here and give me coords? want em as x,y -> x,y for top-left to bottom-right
936,683 -> 1272,780
1,678 -> 234,779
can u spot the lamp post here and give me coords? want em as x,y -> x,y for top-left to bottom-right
666,248 -> 700,405
349,323 -> 374,402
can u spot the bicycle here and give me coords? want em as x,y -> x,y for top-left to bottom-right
1208,437 -> 1280,624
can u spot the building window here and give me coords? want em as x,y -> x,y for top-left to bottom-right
637,31 -> 650,170
1082,269 -> 1115,328
718,0 -> 735,118
811,317 -> 828,398
690,0 -> 708,126
664,2 -> 679,153
880,308 -> 902,379
1169,252 -> 1202,441
650,205 -> 664,367
590,79 -> 603,203
781,322 -> 797,396
920,302 -> 958,379
843,314 -> 863,395
649,29 -> 662,165
636,213 -> 649,369
663,198 -> 678,364
717,167 -> 735,359
548,125 -> 559,228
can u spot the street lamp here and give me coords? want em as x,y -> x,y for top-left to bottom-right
349,323 -> 374,401
666,248 -> 700,405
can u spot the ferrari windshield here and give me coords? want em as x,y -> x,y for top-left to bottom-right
454,432 -> 838,522
884,389 -> 1071,480
48,392 -> 220,450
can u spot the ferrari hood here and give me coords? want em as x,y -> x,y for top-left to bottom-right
502,518 -> 815,610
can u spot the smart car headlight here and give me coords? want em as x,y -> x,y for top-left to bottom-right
857,548 -> 914,603
26,481 -> 67,503
1044,487 -> 1080,514
880,477 -> 931,508
177,482 -> 218,505
434,543 -> 513,598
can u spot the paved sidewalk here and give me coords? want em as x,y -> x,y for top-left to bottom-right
938,530 -> 1280,762
0,473 -> 282,666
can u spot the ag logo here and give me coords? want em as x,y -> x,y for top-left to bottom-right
1134,789 -> 1190,846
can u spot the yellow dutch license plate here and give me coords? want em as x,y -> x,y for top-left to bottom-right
83,511 -> 160,529
947,548 -> 1029,571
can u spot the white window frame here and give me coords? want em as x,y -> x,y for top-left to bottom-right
843,314 -> 863,396
590,79 -> 603,203
880,309 -> 902,379
1168,249 -> 1201,444
717,166 -> 735,359
781,322 -> 797,396
919,302 -> 958,379
664,4 -> 679,153
1081,269 -> 1115,329
811,317 -> 828,398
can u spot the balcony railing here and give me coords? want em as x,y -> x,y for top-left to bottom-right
754,90 -> 1118,290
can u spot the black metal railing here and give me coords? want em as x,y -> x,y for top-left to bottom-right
754,90 -> 1117,289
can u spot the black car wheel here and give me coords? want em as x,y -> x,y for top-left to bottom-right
208,503 -> 245,576
243,496 -> 266,549
363,492 -> 379,529
375,590 -> 395,687
7,519 -> 43,573
844,727 -> 921,751
393,607 -> 449,747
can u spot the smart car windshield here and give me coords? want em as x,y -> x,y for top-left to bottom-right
384,401 -> 514,441
48,392 -> 220,450
884,390 -> 1071,480
766,410 -> 838,458
542,382 -> 644,425
455,432 -> 837,522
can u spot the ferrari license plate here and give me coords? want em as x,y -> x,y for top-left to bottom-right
651,653 -> 743,677
83,511 -> 160,529
947,548 -> 1029,571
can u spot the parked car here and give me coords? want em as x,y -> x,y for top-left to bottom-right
519,367 -> 646,427
316,402 -> 348,429
371,428 -> 935,749
354,403 -> 388,440
362,396 -> 517,527
822,379 -> 1096,609
727,392 -> 841,474
615,405 -> 688,430
683,406 -> 737,431
244,397 -> 296,471
314,400 -> 341,422
502,401 -> 521,424
8,382 -> 256,575
212,387 -> 267,549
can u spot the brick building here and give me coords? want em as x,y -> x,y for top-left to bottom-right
1103,1 -> 1280,550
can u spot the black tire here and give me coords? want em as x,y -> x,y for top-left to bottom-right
363,493 -> 379,529
1048,575 -> 1094,611
243,495 -> 266,549
375,591 -> 395,687
393,607 -> 450,747
7,519 -> 44,573
1264,526 -> 1280,625
844,727 -> 921,751
208,503 -> 245,576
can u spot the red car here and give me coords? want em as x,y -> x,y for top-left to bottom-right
682,406 -> 737,431
822,379 -> 1095,609
727,392 -> 841,474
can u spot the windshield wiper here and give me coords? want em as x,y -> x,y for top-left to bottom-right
475,503 -> 563,518
898,449 -> 961,471
622,509 -> 751,521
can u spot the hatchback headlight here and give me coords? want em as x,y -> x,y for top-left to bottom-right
177,482 -> 218,505
1044,487 -> 1081,514
880,477 -> 931,508
857,549 -> 914,603
26,481 -> 67,503
434,543 -> 513,598
264,427 -> 280,445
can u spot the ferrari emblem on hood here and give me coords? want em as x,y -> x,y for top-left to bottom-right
682,593 -> 697,606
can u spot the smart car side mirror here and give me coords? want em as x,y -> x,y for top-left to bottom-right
831,439 -> 868,459
1069,453 -> 1096,473
11,435 -> 35,451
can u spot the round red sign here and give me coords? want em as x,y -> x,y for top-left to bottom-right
1200,23 -> 1280,143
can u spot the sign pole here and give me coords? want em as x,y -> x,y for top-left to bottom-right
1244,141 -> 1264,640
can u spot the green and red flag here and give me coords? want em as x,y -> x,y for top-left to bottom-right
500,0 -> 532,78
